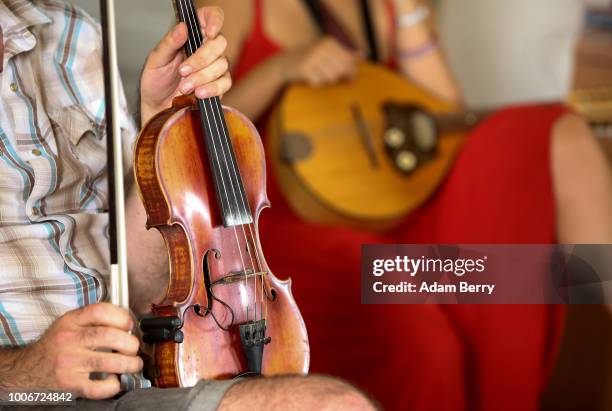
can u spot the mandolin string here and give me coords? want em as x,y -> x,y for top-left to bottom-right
179,0 -> 251,323
184,1 -> 264,323
184,2 -> 267,323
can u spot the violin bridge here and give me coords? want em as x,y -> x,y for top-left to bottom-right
212,269 -> 267,286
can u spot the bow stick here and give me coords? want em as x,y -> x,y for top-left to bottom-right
100,0 -> 129,310
100,0 -> 153,391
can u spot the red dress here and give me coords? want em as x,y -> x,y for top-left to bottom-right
233,1 -> 567,410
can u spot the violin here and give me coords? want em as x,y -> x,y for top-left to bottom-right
133,0 -> 309,387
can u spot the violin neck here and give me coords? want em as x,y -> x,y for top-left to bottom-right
174,0 -> 253,227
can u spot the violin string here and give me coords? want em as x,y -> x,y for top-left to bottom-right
245,223 -> 265,320
179,0 -> 250,322
247,221 -> 266,320
184,1 -> 261,322
182,1 -> 251,316
184,0 -> 267,317
210,101 -> 263,321
182,0 -> 251,323
208,102 -> 263,320
186,2 -> 260,323
192,31 -> 266,321
184,3 -> 267,319
184,3 -> 266,322
207,113 -> 266,319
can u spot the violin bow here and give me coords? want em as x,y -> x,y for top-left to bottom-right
101,0 -> 153,391
100,0 -> 129,310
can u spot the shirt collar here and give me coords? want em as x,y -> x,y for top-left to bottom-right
0,0 -> 51,61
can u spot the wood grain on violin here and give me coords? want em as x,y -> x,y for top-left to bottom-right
269,63 -> 471,231
134,0 -> 309,387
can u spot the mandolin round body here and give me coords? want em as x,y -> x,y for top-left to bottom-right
269,63 -> 466,231
134,96 -> 309,387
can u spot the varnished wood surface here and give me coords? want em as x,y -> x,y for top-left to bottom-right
269,62 -> 465,230
134,98 -> 309,387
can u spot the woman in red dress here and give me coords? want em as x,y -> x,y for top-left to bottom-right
198,1 -> 612,409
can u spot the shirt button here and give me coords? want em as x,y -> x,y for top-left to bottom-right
32,149 -> 42,156
31,207 -> 40,216
89,121 -> 97,128
65,255 -> 73,263
10,83 -> 18,93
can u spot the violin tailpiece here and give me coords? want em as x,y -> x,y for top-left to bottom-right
239,320 -> 272,376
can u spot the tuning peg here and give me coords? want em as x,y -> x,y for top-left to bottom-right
384,127 -> 406,149
395,151 -> 418,173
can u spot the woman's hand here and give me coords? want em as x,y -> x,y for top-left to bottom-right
140,6 -> 232,125
281,36 -> 362,87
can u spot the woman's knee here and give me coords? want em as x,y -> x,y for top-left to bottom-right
551,112 -> 612,242
552,112 -> 605,170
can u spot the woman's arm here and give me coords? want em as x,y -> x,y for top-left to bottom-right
223,39 -> 361,121
197,0 -> 288,121
392,0 -> 461,103
223,51 -> 298,121
197,0 -> 361,122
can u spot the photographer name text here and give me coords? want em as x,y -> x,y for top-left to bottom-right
371,256 -> 495,296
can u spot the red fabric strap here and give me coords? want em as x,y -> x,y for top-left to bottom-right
307,0 -> 358,50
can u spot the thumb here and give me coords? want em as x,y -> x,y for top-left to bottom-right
147,22 -> 188,69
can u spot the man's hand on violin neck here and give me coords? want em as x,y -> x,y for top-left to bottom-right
140,6 -> 232,126
0,303 -> 142,400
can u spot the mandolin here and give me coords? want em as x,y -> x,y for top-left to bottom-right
268,62 -> 480,231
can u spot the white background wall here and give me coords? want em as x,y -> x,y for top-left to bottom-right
437,0 -> 585,108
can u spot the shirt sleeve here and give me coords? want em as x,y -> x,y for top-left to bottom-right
118,75 -> 139,174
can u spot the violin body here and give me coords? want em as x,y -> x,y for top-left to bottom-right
269,63 -> 466,231
134,95 -> 309,387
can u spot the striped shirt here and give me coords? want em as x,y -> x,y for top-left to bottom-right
0,0 -> 137,347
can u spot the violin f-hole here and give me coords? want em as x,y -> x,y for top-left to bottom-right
201,248 -> 220,315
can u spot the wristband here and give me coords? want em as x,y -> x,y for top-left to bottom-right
396,5 -> 430,28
